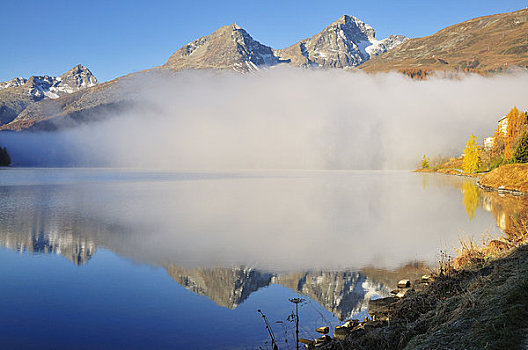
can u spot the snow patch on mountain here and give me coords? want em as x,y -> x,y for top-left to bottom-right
0,64 -> 97,100
277,14 -> 408,68
0,77 -> 27,89
365,34 -> 409,57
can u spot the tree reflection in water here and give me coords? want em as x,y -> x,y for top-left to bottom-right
462,181 -> 481,220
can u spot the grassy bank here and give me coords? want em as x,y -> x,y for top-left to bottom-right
319,193 -> 528,349
417,163 -> 528,195
321,245 -> 528,350
479,163 -> 528,194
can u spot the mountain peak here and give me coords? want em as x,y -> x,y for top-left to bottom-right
162,15 -> 406,72
0,65 -> 97,101
277,14 -> 406,68
0,65 -> 98,127
0,77 -> 27,90
335,14 -> 362,24
64,64 -> 91,75
59,64 -> 97,90
164,22 -> 281,72
326,14 -> 376,40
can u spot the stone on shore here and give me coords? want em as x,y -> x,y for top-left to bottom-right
316,326 -> 329,334
397,279 -> 411,288
368,297 -> 399,321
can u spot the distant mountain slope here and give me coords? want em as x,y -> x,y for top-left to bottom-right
277,15 -> 407,68
2,77 -> 131,131
0,65 -> 97,125
360,9 -> 528,73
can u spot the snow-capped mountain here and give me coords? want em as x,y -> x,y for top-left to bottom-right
1,16 -> 405,130
163,16 -> 406,72
0,77 -> 27,89
0,64 -> 97,126
0,64 -> 97,100
277,15 -> 408,68
164,23 -> 284,72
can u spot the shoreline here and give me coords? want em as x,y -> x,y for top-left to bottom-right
415,164 -> 528,196
476,180 -> 526,197
313,242 -> 528,349
301,165 -> 528,349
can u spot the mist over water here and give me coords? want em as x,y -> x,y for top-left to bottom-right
0,169 -> 504,270
3,68 -> 528,169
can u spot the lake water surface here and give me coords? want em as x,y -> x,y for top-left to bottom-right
0,169 -> 517,349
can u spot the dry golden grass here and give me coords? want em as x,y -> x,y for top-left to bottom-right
453,216 -> 528,271
437,168 -> 466,176
439,157 -> 463,169
479,163 -> 528,193
328,182 -> 528,349
414,157 -> 465,175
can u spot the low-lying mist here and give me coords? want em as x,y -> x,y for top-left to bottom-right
0,169 -> 503,270
3,68 -> 528,170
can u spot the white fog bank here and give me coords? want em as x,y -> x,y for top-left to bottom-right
3,68 -> 528,170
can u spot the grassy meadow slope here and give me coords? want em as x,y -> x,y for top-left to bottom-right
360,9 -> 528,74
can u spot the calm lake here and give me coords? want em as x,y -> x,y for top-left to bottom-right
0,168 -> 518,349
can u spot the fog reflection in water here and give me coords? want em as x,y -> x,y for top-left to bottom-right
1,169 -> 525,348
0,169 -> 506,271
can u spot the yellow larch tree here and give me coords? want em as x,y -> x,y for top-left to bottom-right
504,107 -> 526,159
462,134 -> 481,174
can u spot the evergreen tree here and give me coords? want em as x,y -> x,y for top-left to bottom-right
4,147 -> 10,166
462,134 -> 481,174
0,146 -> 11,166
513,132 -> 528,163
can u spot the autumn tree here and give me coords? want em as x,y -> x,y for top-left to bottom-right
503,107 -> 527,159
421,155 -> 430,169
490,129 -> 504,159
462,134 -> 481,174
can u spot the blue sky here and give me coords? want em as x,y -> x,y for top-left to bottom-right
2,0 -> 527,82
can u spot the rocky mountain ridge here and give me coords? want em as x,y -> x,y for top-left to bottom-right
162,16 -> 407,72
0,64 -> 97,125
163,23 -> 285,72
0,14 -> 405,131
0,64 -> 97,99
277,15 -> 407,68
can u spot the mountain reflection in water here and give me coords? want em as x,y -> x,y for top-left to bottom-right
0,205 -> 427,320
0,170 -> 523,326
165,265 -> 422,320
